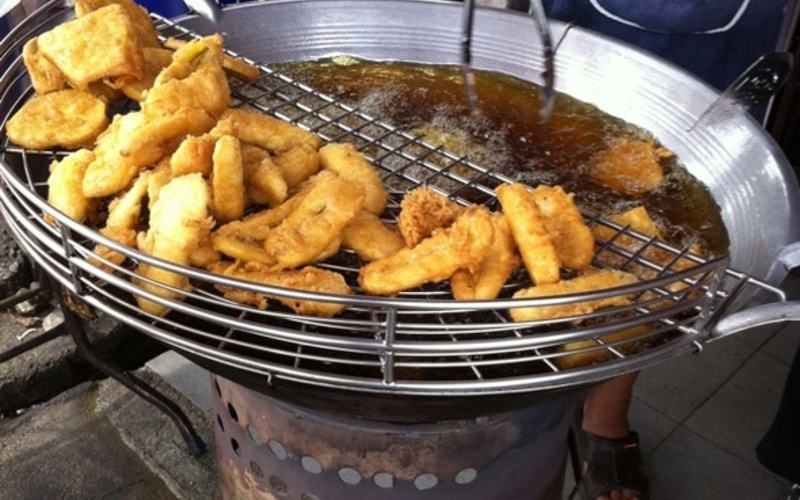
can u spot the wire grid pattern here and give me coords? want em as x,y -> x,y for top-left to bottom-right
0,2 -> 779,395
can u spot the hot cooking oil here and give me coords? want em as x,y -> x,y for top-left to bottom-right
273,58 -> 729,256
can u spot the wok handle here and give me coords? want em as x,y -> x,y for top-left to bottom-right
711,301 -> 800,339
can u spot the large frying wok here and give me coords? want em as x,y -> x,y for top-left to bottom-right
178,0 -> 800,331
0,0 -> 799,422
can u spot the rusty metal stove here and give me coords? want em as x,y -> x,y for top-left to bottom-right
212,375 -> 576,500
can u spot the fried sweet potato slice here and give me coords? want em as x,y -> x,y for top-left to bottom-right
37,4 -> 144,90
6,90 -> 108,150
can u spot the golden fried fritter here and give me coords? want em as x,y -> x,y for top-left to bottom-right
272,144 -> 320,190
221,107 -> 321,154
134,173 -> 213,316
496,183 -> 561,286
243,154 -> 288,208
45,149 -> 97,224
22,38 -> 67,95
211,135 -> 245,223
359,206 -> 493,296
37,4 -> 144,90
397,186 -> 464,247
75,0 -> 161,48
6,90 -> 108,150
318,142 -> 388,215
122,47 -> 174,102
588,138 -> 671,196
170,134 -> 215,177
210,261 -> 352,317
450,213 -> 520,300
530,185 -> 595,271
264,174 -> 365,268
163,37 -> 260,82
341,210 -> 406,262
509,269 -> 639,322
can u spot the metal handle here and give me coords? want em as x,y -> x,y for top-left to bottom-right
182,0 -> 222,23
711,300 -> 800,338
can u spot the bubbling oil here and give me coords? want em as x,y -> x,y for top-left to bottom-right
273,58 -> 729,255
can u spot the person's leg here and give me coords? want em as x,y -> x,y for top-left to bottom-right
579,372 -> 646,500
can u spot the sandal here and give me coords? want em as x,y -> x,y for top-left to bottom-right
571,425 -> 650,500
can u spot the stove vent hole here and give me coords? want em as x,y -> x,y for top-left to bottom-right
301,456 -> 322,474
270,476 -> 288,493
249,460 -> 264,479
246,424 -> 262,444
216,414 -> 225,433
374,472 -> 395,489
214,379 -> 221,397
300,494 -> 321,500
455,468 -> 478,485
269,439 -> 287,460
414,473 -> 438,490
338,467 -> 362,485
231,438 -> 241,457
227,402 -> 239,422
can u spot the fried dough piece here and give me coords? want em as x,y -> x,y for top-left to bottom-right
318,142 -> 388,215
554,323 -> 657,369
144,35 -> 230,119
189,237 -> 222,269
134,174 -> 213,316
509,269 -> 639,322
105,170 -> 150,229
7,90 -> 108,150
93,225 -> 138,270
244,156 -> 288,208
530,185 -> 595,271
75,0 -> 161,48
342,211 -> 406,262
451,213 -> 520,300
221,107 -> 321,154
122,47 -> 174,102
211,135 -> 245,223
398,186 -> 464,247
359,206 -> 494,296
264,175 -> 365,268
147,158 -> 174,209
588,138 -> 671,196
45,149 -> 97,224
272,144 -> 320,190
171,134 -> 215,177
163,37 -> 260,82
22,38 -> 67,94
210,261 -> 352,317
496,183 -> 561,285
37,4 -> 144,90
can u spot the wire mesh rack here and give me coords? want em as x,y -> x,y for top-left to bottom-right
0,1 -> 784,397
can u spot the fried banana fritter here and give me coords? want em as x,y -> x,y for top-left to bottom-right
221,108 -> 321,154
163,37 -> 260,82
588,138 -> 671,196
450,213 -> 520,300
359,206 -> 493,296
37,4 -> 144,90
272,144 -> 321,190
6,90 -> 108,150
530,185 -> 595,271
45,149 -> 97,224
509,269 -> 639,322
22,38 -> 67,95
398,186 -> 464,247
496,183 -> 561,286
210,261 -> 352,317
134,173 -> 213,316
318,142 -> 388,215
342,210 -> 406,262
211,135 -> 245,223
122,47 -> 174,102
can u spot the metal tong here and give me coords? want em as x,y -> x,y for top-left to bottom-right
460,0 -> 555,122
182,0 -> 223,24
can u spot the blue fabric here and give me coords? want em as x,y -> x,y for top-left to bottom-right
542,0 -> 789,90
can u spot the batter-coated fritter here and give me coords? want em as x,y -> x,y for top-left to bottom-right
272,144 -> 320,190
398,186 -> 464,247
45,149 -> 97,224
495,183 -> 561,286
509,269 -> 639,322
359,206 -> 494,296
221,107 -> 321,154
210,261 -> 352,317
450,213 -> 520,300
75,0 -> 161,49
7,90 -> 108,150
264,175 -> 365,268
342,210 -> 406,262
163,37 -> 260,83
122,47 -> 174,102
530,185 -> 595,271
134,174 -> 213,316
211,135 -> 245,223
588,138 -> 671,196
37,4 -> 143,90
22,38 -> 67,95
243,153 -> 288,208
318,142 -> 388,215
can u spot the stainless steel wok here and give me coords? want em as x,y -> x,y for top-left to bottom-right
177,0 -> 800,335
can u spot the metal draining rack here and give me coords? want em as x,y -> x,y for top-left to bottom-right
0,2 -> 784,397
